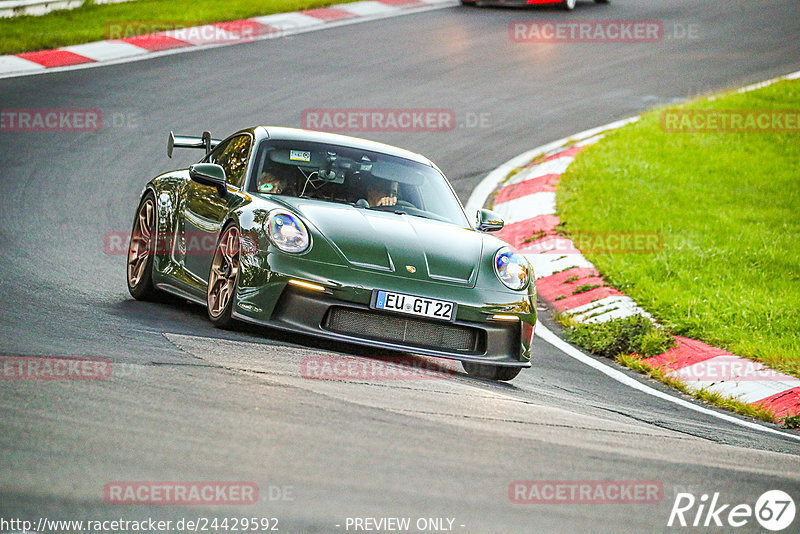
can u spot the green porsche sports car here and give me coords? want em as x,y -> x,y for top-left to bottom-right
127,127 -> 536,380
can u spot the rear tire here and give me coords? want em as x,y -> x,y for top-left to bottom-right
561,0 -> 577,9
462,361 -> 522,381
127,192 -> 161,300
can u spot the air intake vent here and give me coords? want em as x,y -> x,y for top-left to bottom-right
325,307 -> 480,353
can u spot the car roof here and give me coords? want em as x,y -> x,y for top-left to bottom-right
256,126 -> 433,166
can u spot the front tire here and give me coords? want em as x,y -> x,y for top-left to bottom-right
561,0 -> 577,9
462,361 -> 522,381
127,192 -> 161,300
207,223 -> 241,328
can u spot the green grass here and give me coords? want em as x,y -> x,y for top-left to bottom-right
782,414 -> 800,429
572,283 -> 600,295
558,79 -> 800,379
558,314 -> 676,359
0,0 -> 358,55
522,230 -> 547,244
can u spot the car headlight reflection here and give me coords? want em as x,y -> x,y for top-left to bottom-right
494,247 -> 529,290
266,211 -> 310,253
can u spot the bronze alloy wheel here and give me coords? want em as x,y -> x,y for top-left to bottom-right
207,224 -> 240,326
127,194 -> 159,299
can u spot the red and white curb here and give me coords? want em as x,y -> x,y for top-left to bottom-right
0,0 -> 455,79
467,108 -> 800,422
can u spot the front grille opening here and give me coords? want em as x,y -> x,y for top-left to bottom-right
324,307 -> 483,354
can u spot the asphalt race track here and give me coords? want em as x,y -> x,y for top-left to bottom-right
2,0 -> 800,532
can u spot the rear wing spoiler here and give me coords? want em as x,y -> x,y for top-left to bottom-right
167,130 -> 222,158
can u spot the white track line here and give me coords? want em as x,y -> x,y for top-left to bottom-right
536,323 -> 800,442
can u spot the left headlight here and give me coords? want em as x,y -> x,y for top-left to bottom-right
266,211 -> 310,253
494,247 -> 530,290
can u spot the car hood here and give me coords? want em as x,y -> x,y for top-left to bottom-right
283,199 -> 483,287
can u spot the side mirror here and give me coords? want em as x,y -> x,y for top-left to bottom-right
189,163 -> 227,196
476,209 -> 504,232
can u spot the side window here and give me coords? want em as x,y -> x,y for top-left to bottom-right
208,134 -> 252,189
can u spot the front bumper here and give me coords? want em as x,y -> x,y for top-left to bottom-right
234,286 -> 532,367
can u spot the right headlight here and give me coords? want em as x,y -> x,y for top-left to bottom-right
494,247 -> 530,290
266,211 -> 310,254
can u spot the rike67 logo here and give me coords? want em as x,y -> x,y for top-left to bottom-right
668,490 -> 795,531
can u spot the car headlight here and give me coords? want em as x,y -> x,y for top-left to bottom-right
494,247 -> 529,290
266,211 -> 310,253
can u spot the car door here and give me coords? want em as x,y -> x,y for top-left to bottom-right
182,133 -> 252,283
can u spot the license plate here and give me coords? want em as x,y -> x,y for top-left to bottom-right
372,290 -> 455,321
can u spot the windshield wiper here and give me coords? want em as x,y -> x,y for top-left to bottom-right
387,208 -> 435,221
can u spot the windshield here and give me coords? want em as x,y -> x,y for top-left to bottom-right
249,139 -> 469,227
